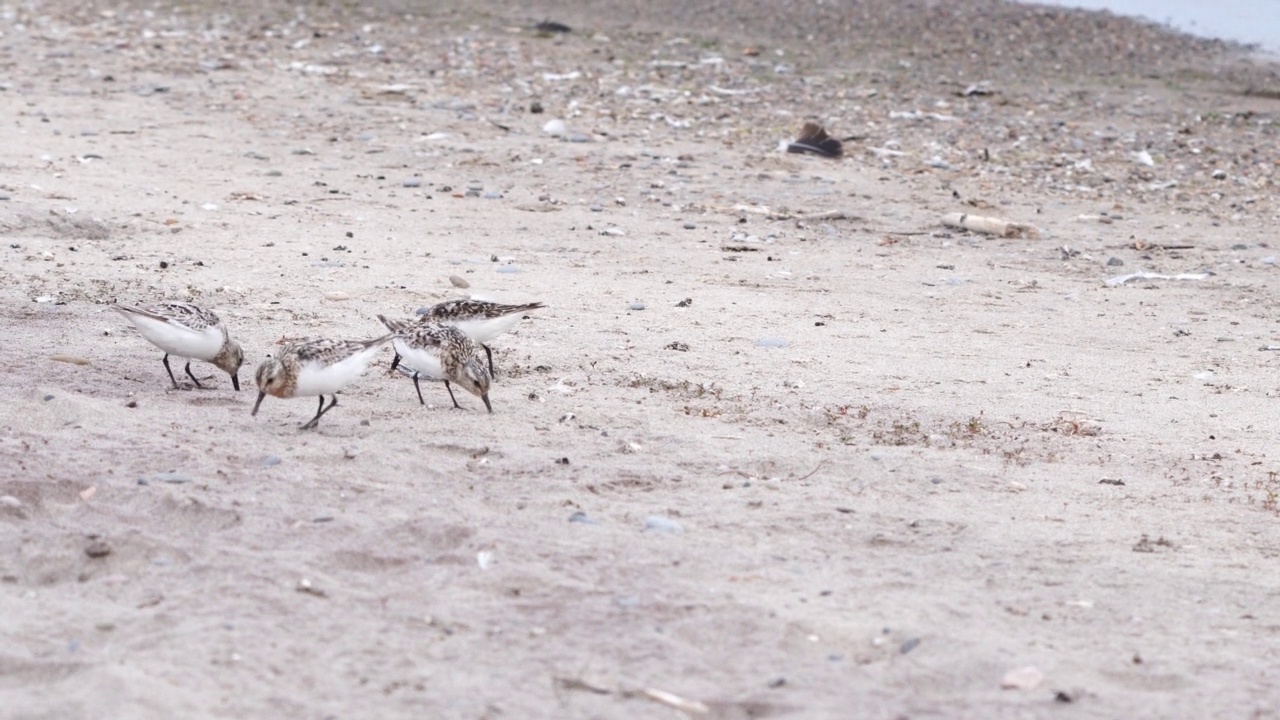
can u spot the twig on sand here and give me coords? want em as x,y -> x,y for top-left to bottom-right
941,212 -> 1040,239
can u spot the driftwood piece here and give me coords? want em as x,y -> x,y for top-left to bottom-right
941,212 -> 1040,239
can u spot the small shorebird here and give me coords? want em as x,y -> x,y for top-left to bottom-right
414,298 -> 545,376
252,335 -> 392,429
378,315 -> 493,412
112,302 -> 244,391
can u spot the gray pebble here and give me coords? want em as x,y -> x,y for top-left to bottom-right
414,306 -> 431,315
1262,256 -> 1277,265
568,132 -> 590,143
757,337 -> 788,348
644,515 -> 684,534
613,595 -> 640,607
482,191 -> 502,199
262,455 -> 282,467
1106,257 -> 1124,267
403,178 -> 422,188
683,222 -> 696,229
901,637 -> 921,654
628,302 -> 646,311
139,472 -> 192,486
568,511 -> 598,524
1232,243 -> 1249,250
466,181 -> 484,191
449,274 -> 470,288
496,265 -> 520,274
264,170 -> 283,177
589,205 -> 603,212
42,394 -> 54,401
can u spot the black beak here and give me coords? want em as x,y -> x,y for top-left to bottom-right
482,393 -> 492,414
252,391 -> 266,416
232,374 -> 241,392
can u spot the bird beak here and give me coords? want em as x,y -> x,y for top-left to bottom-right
232,374 -> 241,392
482,394 -> 493,414
252,391 -> 266,416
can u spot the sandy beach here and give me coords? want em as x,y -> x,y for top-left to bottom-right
3,0 -> 1280,717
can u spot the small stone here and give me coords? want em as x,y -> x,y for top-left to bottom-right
644,515 -> 684,534
529,101 -> 544,114
85,540 -> 112,558
262,455 -> 282,467
542,119 -> 567,136
1106,257 -> 1124,266
449,274 -> 470,288
0,495 -> 21,507
43,394 -> 55,402
496,265 -> 520,274
568,511 -> 597,524
589,205 -> 603,212
1001,666 -> 1045,690
568,133 -> 590,143
900,637 -> 921,654
403,178 -> 422,188
628,302 -> 646,311
1211,169 -> 1227,180
600,227 -> 624,236
482,191 -> 502,199
757,337 -> 787,348
323,291 -> 349,301
683,222 -> 696,229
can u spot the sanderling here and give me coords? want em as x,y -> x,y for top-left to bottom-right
252,335 -> 392,429
414,298 -> 545,376
112,302 -> 244,391
378,315 -> 493,412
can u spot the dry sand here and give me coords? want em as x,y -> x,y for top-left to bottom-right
3,0 -> 1280,717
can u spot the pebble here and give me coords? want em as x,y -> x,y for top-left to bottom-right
900,637 -> 921,654
403,178 -> 422,188
84,540 -> 112,558
757,337 -> 788,348
1001,666 -> 1045,690
542,118 -> 567,136
1212,169 -> 1227,180
496,265 -> 520,274
568,133 -> 590,143
683,222 -> 696,229
568,511 -> 598,524
600,227 -> 625,236
139,472 -> 192,486
323,291 -> 350,301
590,205 -> 603,212
628,302 -> 646,311
482,191 -> 502,199
644,515 -> 684,534
262,455 -> 282,467
1106,257 -> 1124,266
0,496 -> 21,508
466,181 -> 483,191
449,274 -> 470,288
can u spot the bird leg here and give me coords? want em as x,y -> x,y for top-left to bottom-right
183,360 -> 206,389
301,395 -> 338,430
161,354 -> 181,389
481,344 -> 495,378
443,380 -> 462,409
411,372 -> 426,405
